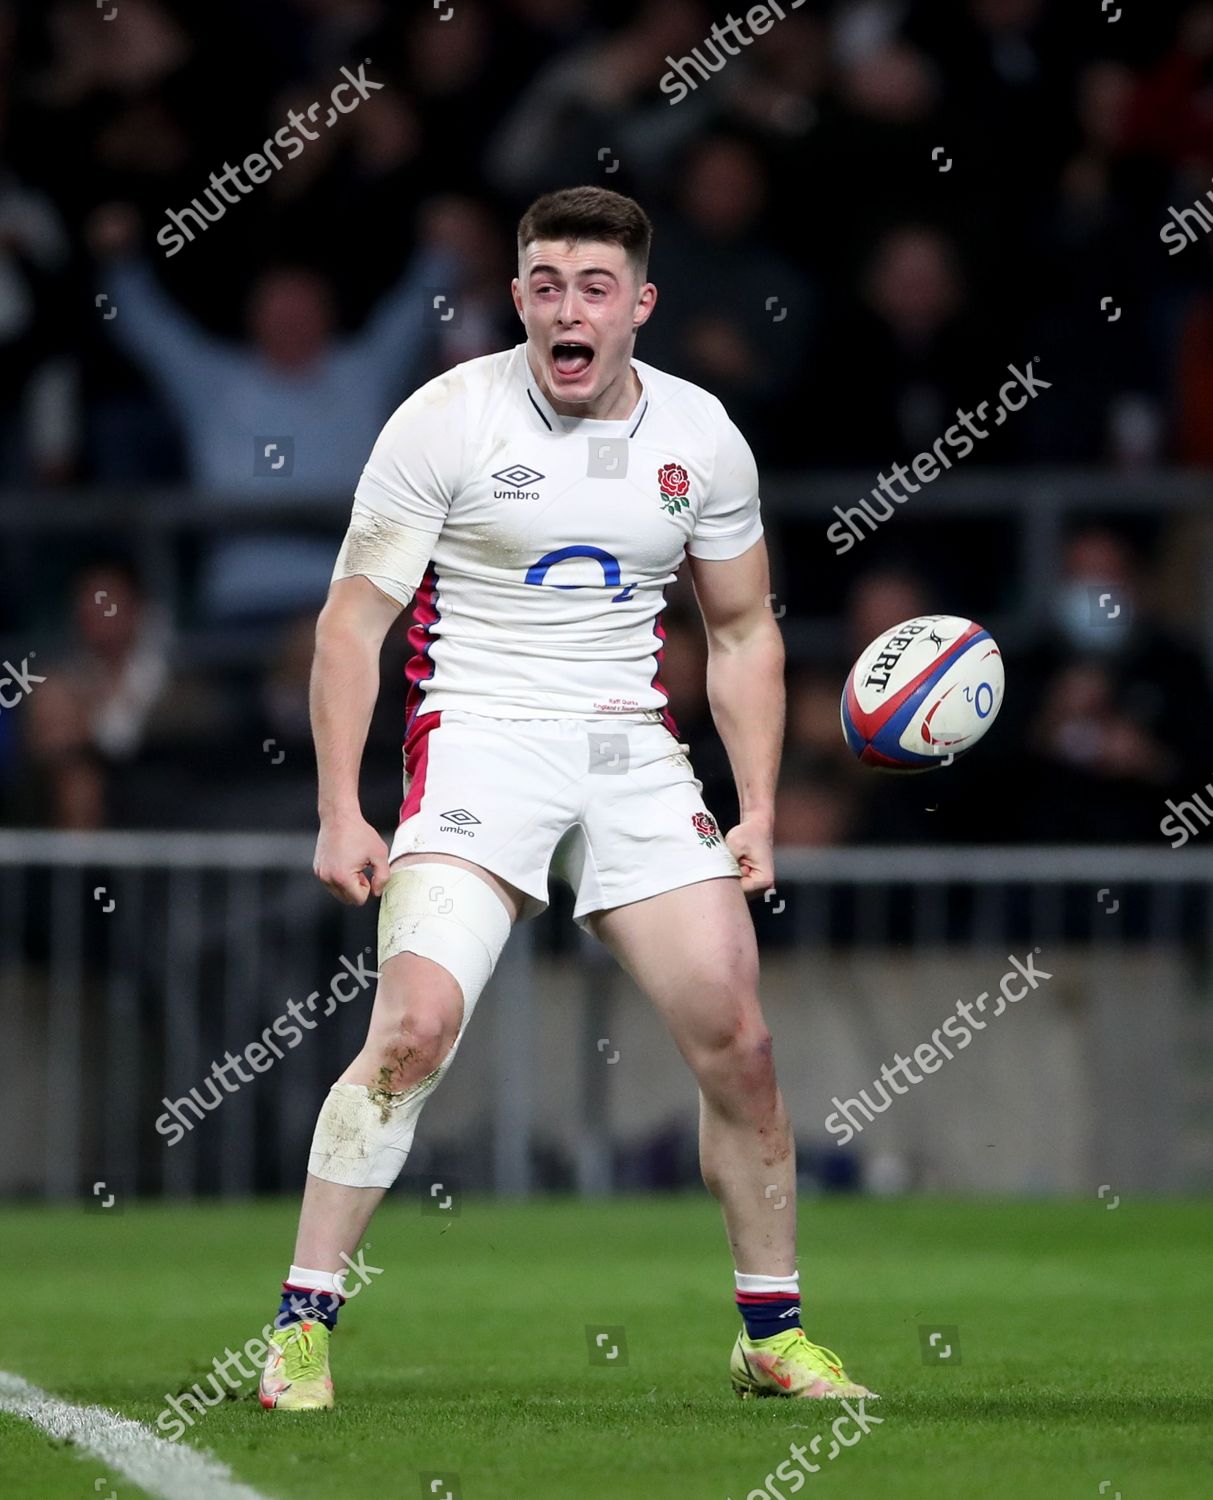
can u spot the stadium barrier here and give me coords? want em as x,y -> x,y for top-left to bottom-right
2,834 -> 1210,1200
2,470 -> 1210,666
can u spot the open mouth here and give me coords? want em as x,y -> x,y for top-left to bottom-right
552,340 -> 594,378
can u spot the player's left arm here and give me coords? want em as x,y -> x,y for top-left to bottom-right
688,537 -> 785,898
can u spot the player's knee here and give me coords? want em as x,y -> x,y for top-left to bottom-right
364,953 -> 464,1090
733,1026 -> 776,1102
692,1015 -> 775,1110
374,1005 -> 461,1091
307,861 -> 513,1192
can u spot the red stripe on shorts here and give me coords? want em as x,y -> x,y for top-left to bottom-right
398,710 -> 442,825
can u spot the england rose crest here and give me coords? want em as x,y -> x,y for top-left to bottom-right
691,810 -> 721,847
658,461 -> 690,516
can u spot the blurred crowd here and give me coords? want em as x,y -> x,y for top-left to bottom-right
9,521 -> 1210,848
2,0 -> 1213,842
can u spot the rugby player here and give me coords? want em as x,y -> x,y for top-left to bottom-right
259,186 -> 875,1409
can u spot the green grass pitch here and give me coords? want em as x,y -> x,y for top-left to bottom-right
1,1196 -> 1210,1499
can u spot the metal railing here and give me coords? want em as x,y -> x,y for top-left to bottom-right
0,831 -> 533,1200
1,832 -> 1210,1199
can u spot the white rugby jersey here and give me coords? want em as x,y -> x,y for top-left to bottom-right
348,342 -> 764,732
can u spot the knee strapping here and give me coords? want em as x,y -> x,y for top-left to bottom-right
307,1077 -> 441,1189
307,862 -> 513,1189
376,860 -> 513,1007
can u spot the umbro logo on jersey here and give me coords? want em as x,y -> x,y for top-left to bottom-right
492,464 -> 544,499
493,464 -> 543,487
439,808 -> 481,837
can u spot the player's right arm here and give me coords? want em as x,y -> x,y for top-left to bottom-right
311,575 -> 402,906
311,372 -> 464,904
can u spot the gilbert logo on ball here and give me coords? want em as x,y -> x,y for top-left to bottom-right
841,615 -> 1004,771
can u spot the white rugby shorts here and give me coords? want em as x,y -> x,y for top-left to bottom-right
387,709 -> 742,928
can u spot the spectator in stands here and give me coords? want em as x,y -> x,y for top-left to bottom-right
274,91 -> 433,317
845,566 -> 932,667
642,133 -> 815,462
906,0 -> 1076,187
27,0 -> 263,235
20,555 -> 228,828
88,201 -> 458,498
774,755 -> 858,848
1013,527 -> 1213,840
192,612 -> 323,831
0,153 -> 76,482
1023,61 -> 1165,465
423,195 -> 523,368
86,201 -> 461,617
1123,2 -> 1213,172
802,37 -> 949,282
811,224 -> 1002,466
401,0 -> 522,196
484,0 -> 714,202
778,669 -> 865,846
726,8 -> 826,155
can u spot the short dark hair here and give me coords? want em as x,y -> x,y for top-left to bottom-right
74,549 -> 143,594
517,186 -> 652,280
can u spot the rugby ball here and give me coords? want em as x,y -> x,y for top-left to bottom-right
840,615 -> 1003,771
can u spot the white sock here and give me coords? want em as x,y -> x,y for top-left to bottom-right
735,1270 -> 800,1296
286,1263 -> 340,1294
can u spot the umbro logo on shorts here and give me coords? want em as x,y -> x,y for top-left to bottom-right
439,808 -> 481,837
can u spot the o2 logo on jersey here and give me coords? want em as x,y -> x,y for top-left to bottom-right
524,545 -> 638,603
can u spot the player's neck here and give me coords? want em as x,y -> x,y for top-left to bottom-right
528,350 -> 642,423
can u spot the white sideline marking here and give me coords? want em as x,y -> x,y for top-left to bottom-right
0,1370 -> 272,1500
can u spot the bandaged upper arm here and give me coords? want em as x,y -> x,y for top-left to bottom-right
330,503 -> 439,608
